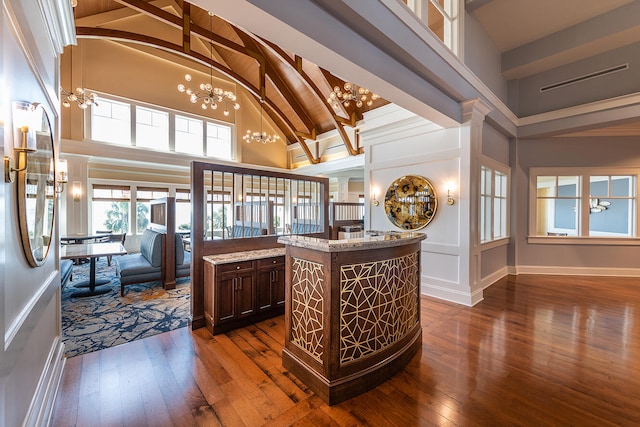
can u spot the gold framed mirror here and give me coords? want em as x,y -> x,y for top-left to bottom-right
16,103 -> 55,267
384,175 -> 437,230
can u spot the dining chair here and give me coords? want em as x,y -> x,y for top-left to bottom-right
106,233 -> 127,266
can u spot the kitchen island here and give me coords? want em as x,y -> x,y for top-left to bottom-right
277,231 -> 426,404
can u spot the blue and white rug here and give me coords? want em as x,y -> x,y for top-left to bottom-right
61,258 -> 190,358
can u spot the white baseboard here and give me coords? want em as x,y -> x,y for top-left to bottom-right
481,267 -> 509,289
511,265 -> 640,277
24,338 -> 66,427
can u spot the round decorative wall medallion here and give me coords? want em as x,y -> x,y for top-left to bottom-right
383,175 -> 437,230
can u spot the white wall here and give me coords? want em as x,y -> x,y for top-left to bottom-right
362,104 -> 477,305
1,0 -> 73,425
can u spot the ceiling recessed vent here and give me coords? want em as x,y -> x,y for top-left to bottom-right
540,64 -> 629,93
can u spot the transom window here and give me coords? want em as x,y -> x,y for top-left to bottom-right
90,93 -> 235,161
91,99 -> 131,145
531,168 -> 638,238
136,106 -> 169,150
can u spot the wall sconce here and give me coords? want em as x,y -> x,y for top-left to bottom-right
4,102 -> 37,183
72,181 -> 82,202
55,159 -> 68,194
371,186 -> 379,206
445,182 -> 456,206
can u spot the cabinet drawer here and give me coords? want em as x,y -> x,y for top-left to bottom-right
257,256 -> 284,268
218,260 -> 254,273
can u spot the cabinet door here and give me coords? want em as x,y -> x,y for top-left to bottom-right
256,269 -> 273,312
272,264 -> 286,307
236,271 -> 255,318
217,274 -> 237,323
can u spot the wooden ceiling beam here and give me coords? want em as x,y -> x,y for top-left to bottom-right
233,30 -> 316,132
113,0 -> 252,56
75,27 -> 305,149
182,2 -> 190,53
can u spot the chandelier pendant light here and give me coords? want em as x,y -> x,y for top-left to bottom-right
177,11 -> 240,116
328,82 -> 379,109
243,100 -> 279,144
61,46 -> 98,109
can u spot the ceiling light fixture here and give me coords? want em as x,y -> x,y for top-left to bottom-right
177,11 -> 239,116
61,46 -> 98,109
243,100 -> 279,144
328,82 -> 379,109
589,197 -> 611,213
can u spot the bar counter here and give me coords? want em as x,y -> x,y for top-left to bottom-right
277,231 -> 426,405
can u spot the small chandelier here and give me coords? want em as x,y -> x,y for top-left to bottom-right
61,87 -> 98,109
243,101 -> 279,144
61,46 -> 98,109
178,75 -> 239,116
589,197 -> 611,213
177,11 -> 239,116
328,82 -> 379,109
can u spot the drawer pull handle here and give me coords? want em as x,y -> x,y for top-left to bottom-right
236,266 -> 240,270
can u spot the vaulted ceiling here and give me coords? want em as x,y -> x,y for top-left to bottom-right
71,0 -> 640,145
71,0 -> 387,165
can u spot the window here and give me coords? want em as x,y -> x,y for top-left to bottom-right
135,187 -> 169,233
206,122 -> 232,159
403,0 -> 458,54
88,93 -> 235,160
175,188 -> 192,232
481,161 -> 510,243
92,184 -> 131,234
91,99 -> 131,145
135,106 -> 169,150
531,169 -> 638,239
175,115 -> 203,155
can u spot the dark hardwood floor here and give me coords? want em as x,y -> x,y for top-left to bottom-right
51,274 -> 640,426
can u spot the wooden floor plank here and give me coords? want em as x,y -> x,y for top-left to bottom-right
52,274 -> 640,426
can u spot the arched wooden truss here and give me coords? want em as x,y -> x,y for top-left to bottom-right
73,0 -> 387,164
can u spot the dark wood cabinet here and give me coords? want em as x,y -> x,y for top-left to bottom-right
204,254 -> 285,335
257,257 -> 285,312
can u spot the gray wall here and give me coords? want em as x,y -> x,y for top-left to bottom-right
480,123 -> 511,284
514,136 -> 640,269
464,11 -> 508,104
510,42 -> 640,117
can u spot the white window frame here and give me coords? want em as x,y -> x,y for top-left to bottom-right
528,167 -> 640,245
87,91 -> 236,161
480,156 -> 510,248
403,0 -> 459,54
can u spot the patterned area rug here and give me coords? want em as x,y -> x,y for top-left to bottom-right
61,258 -> 190,358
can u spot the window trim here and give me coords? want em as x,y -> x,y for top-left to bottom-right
480,156 -> 511,245
528,167 -> 640,244
88,91 -> 237,161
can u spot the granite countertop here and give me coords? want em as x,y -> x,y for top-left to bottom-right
203,247 -> 285,265
277,231 -> 426,252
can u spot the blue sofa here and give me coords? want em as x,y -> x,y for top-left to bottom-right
115,229 -> 190,296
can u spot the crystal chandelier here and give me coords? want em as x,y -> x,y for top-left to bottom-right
177,11 -> 239,116
61,46 -> 98,109
328,82 -> 379,109
243,101 -> 279,144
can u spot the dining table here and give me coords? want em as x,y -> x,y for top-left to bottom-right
61,242 -> 127,298
61,232 -> 112,244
